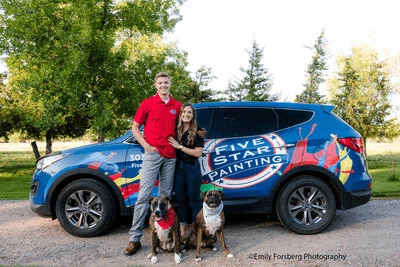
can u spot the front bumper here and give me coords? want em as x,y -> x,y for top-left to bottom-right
29,192 -> 51,217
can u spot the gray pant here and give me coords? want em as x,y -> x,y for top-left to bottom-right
128,151 -> 176,242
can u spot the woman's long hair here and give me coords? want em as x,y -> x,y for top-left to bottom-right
176,103 -> 198,146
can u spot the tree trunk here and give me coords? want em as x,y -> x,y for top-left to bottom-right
31,141 -> 41,160
45,131 -> 52,155
98,131 -> 105,143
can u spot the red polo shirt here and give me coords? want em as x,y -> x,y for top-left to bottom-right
134,94 -> 181,158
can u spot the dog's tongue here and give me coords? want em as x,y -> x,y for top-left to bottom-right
155,216 -> 162,222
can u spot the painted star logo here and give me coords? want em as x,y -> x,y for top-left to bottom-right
199,134 -> 289,189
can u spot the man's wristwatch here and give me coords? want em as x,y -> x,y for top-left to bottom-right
179,145 -> 184,150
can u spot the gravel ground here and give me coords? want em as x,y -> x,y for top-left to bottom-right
0,199 -> 399,267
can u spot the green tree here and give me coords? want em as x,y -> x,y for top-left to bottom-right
173,65 -> 216,103
295,29 -> 328,104
0,72 -> 15,140
328,45 -> 400,150
226,40 -> 279,101
101,31 -> 191,138
0,0 -> 186,153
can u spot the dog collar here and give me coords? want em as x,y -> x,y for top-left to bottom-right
157,206 -> 175,230
203,201 -> 223,223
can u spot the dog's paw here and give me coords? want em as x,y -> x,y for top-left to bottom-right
151,256 -> 158,264
175,253 -> 182,264
194,257 -> 202,262
227,253 -> 234,258
212,246 -> 218,252
147,253 -> 152,259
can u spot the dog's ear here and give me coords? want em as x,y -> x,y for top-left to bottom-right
165,196 -> 171,202
200,191 -> 206,200
149,196 -> 155,204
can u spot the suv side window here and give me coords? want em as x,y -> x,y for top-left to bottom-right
196,108 -> 215,139
215,108 -> 278,138
212,107 -> 314,138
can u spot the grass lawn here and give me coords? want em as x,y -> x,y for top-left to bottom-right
366,151 -> 400,197
1,141 -> 400,199
0,151 -> 36,199
369,169 -> 400,197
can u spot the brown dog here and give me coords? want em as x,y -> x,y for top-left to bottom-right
185,190 -> 234,262
148,196 -> 181,264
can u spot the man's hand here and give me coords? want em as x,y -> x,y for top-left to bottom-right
132,121 -> 157,153
198,128 -> 207,138
144,144 -> 157,153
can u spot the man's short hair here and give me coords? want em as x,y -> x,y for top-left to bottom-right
154,72 -> 171,83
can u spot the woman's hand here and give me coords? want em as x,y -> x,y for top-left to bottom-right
168,136 -> 180,149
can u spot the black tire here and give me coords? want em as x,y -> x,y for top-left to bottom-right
276,176 -> 336,235
55,179 -> 116,237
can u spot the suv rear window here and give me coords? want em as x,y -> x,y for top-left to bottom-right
274,108 -> 313,130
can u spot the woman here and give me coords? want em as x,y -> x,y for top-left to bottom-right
168,103 -> 204,238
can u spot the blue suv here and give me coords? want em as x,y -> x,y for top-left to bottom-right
30,102 -> 372,236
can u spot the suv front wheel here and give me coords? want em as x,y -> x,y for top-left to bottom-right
55,179 -> 116,237
276,176 -> 336,234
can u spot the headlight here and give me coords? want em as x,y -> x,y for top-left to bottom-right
36,153 -> 65,170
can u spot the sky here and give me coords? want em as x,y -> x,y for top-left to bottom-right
167,0 -> 400,102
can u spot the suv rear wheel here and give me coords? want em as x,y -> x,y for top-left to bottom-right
55,179 -> 116,237
276,176 -> 336,234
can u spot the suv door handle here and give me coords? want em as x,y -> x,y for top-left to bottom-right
280,144 -> 295,148
274,144 -> 295,148
202,150 -> 211,155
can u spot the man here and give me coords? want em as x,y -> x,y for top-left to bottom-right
124,72 -> 182,256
